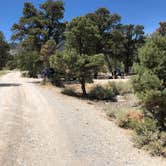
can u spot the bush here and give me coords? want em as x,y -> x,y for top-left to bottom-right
133,35 -> 166,130
61,87 -> 76,96
88,85 -> 117,101
108,81 -> 133,95
116,110 -> 142,129
116,112 -> 131,128
144,89 -> 166,129
148,131 -> 166,156
49,73 -> 64,87
133,118 -> 159,148
133,118 -> 166,157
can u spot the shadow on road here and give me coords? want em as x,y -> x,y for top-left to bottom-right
0,83 -> 21,87
26,81 -> 41,85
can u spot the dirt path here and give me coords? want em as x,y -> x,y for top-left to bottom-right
0,71 -> 165,166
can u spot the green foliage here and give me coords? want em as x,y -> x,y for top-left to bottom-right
40,39 -> 56,67
133,118 -> 159,148
10,0 -> 65,78
86,8 -> 121,54
122,24 -> 145,74
66,16 -> 100,55
0,31 -> 10,69
116,112 -> 131,128
108,81 -> 133,95
65,15 -> 107,95
133,118 -> 166,157
16,51 -> 42,77
11,0 -> 65,51
132,71 -> 161,98
50,47 -> 105,95
115,111 -> 141,129
133,35 -> 166,130
89,85 -> 117,100
143,89 -> 166,129
49,49 -> 77,81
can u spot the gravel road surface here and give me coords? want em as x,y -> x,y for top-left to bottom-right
0,71 -> 165,166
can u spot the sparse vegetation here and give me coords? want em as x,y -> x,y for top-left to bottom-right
89,85 -> 117,101
0,0 -> 165,161
108,81 -> 133,95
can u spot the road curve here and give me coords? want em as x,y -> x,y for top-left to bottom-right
0,71 -> 165,166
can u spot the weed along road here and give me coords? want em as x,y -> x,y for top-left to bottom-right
0,71 -> 165,166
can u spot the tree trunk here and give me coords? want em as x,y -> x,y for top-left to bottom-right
80,78 -> 87,96
124,56 -> 130,75
94,71 -> 98,79
125,65 -> 129,75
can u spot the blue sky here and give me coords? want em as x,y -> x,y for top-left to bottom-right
0,0 -> 166,41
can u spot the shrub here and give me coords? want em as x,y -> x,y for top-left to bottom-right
149,132 -> 166,156
116,112 -> 130,128
149,140 -> 165,156
49,73 -> 64,87
108,81 -> 133,95
133,35 -> 166,130
143,89 -> 166,129
133,118 -> 159,148
116,111 -> 142,129
133,118 -> 166,157
61,87 -> 76,96
88,85 -> 117,101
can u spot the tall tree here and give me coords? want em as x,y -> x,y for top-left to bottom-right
11,2 -> 42,51
0,31 -> 10,69
58,16 -> 105,95
122,24 -> 145,74
40,0 -> 65,43
86,8 -> 124,73
86,8 -> 121,54
65,16 -> 100,55
11,0 -> 65,51
50,50 -> 105,95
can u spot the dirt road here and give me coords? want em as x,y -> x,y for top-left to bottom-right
0,71 -> 165,166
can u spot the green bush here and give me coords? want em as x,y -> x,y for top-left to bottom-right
88,85 -> 117,101
133,35 -> 166,130
61,87 -> 76,96
133,118 -> 159,148
133,118 -> 166,157
144,89 -> 166,129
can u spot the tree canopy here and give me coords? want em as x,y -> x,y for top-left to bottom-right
0,31 -> 10,69
11,0 -> 65,51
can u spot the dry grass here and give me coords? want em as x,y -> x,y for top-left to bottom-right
64,78 -> 131,94
0,70 -> 9,77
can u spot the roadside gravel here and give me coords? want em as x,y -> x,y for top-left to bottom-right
0,71 -> 165,166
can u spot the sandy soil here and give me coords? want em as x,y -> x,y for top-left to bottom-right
0,71 -> 165,166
